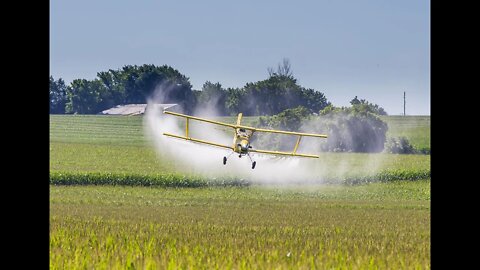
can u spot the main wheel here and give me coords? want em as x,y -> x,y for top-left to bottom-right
223,156 -> 227,165
252,161 -> 256,169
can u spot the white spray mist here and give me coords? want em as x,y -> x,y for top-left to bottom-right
143,83 -> 328,185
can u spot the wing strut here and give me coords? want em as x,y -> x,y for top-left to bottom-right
293,136 -> 302,154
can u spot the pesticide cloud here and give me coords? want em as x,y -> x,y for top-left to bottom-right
143,83 -> 389,184
298,113 -> 389,179
143,84 -> 322,184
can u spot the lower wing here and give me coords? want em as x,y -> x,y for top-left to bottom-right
163,133 -> 233,151
249,149 -> 319,158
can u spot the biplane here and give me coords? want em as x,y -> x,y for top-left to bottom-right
162,111 -> 327,169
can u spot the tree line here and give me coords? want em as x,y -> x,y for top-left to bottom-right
50,60 -> 399,153
50,65 -> 194,114
49,61 -> 332,116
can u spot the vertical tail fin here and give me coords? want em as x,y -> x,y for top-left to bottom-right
232,113 -> 243,149
236,113 -> 243,125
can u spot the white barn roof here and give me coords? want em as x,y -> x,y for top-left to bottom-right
100,104 -> 177,115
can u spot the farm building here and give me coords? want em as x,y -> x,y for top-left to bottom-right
99,104 -> 178,116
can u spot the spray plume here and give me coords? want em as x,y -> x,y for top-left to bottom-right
143,83 -> 387,185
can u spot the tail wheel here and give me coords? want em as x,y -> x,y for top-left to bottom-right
252,161 -> 256,169
223,156 -> 227,165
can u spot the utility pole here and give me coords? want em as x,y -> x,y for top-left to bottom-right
403,91 -> 406,116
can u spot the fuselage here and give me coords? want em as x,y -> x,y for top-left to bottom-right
232,113 -> 253,155
234,136 -> 250,154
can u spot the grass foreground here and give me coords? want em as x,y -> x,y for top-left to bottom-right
50,181 -> 430,269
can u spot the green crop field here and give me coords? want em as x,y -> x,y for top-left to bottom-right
50,115 -> 430,184
380,115 -> 430,151
50,114 -> 430,269
51,182 -> 430,269
50,115 -> 430,150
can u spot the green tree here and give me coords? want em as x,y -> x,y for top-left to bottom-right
350,96 -> 361,105
252,106 -> 312,151
242,75 -> 301,115
256,106 -> 311,131
242,74 -> 329,116
225,87 -> 245,115
267,58 -> 294,79
196,81 -> 227,115
66,79 -> 107,114
97,71 -> 126,108
50,76 -> 68,114
67,64 -> 195,114
313,105 -> 388,152
384,137 -> 417,154
301,88 -> 330,113
239,59 -> 330,115
99,64 -> 193,104
350,96 -> 387,115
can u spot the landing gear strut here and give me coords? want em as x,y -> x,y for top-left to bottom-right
247,153 -> 256,169
223,152 -> 256,169
223,152 -> 234,165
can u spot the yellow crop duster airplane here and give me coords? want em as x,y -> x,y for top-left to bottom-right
163,110 -> 327,169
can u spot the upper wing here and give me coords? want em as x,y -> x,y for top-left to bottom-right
163,110 -> 327,138
250,127 -> 327,138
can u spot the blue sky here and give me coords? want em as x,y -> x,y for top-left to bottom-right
50,0 -> 430,115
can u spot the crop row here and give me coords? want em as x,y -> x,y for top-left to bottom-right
50,170 -> 430,187
49,171 -> 249,187
334,169 -> 431,185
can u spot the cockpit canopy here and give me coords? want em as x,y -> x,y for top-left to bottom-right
237,128 -> 253,138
